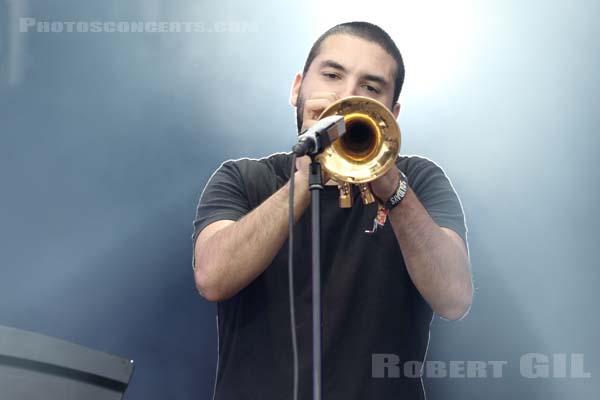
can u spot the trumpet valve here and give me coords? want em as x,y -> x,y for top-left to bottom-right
358,183 -> 375,205
338,182 -> 354,208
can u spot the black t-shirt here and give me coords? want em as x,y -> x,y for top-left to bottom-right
192,152 -> 467,400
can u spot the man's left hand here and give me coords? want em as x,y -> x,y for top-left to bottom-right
370,166 -> 401,203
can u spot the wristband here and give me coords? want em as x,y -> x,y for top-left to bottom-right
383,171 -> 408,211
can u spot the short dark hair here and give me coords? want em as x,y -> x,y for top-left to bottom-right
301,21 -> 405,105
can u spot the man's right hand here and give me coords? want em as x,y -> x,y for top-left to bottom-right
297,91 -> 340,184
299,91 -> 340,132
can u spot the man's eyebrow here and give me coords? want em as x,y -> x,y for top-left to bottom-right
318,59 -> 389,87
318,59 -> 347,72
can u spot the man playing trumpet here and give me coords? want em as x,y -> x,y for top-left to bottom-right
192,21 -> 473,400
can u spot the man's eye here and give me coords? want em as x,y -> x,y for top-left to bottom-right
363,84 -> 380,94
323,72 -> 339,80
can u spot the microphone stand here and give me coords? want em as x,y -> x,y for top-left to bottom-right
291,114 -> 344,400
308,156 -> 324,400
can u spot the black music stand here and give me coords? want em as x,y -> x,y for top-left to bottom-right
0,325 -> 134,400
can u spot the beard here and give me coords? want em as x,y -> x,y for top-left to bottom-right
295,90 -> 306,134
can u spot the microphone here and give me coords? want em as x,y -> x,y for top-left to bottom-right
292,115 -> 346,156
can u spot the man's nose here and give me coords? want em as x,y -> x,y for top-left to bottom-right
338,80 -> 360,98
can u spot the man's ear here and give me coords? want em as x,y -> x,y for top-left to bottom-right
290,72 -> 302,107
392,102 -> 401,119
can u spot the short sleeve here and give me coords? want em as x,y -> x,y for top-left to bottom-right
191,161 -> 251,245
403,157 -> 468,247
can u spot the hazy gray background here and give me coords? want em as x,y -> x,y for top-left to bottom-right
1,0 -> 598,398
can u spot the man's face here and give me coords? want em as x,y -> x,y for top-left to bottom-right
291,34 -> 400,133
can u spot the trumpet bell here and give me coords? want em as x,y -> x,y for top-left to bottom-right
316,96 -> 401,207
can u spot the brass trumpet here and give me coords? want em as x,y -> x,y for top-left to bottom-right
316,96 -> 401,208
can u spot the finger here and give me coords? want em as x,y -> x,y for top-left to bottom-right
303,98 -> 336,121
300,93 -> 340,132
307,91 -> 339,102
294,155 -> 311,177
295,155 -> 331,183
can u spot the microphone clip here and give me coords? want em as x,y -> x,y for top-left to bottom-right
292,115 -> 345,157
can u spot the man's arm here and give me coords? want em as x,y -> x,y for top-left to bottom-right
194,161 -> 310,302
372,168 -> 473,321
195,92 -> 340,302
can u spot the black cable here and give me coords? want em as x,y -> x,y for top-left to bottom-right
288,153 -> 299,400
